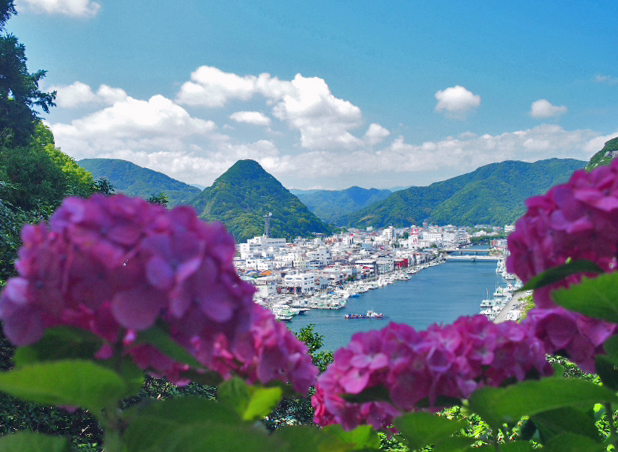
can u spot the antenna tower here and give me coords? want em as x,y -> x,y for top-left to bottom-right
264,212 -> 272,238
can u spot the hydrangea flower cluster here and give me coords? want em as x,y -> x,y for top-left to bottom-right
0,195 -> 317,393
312,316 -> 552,430
507,160 -> 618,371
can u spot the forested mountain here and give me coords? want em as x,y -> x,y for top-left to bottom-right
190,160 -> 333,243
346,158 -> 586,228
291,186 -> 392,225
79,158 -> 201,207
586,137 -> 618,170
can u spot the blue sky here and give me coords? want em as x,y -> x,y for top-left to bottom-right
9,0 -> 618,189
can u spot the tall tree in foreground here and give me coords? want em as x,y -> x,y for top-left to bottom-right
0,0 -> 55,146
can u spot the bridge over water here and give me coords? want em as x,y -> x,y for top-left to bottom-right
443,248 -> 501,262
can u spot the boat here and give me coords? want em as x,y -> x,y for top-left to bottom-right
345,309 -> 385,319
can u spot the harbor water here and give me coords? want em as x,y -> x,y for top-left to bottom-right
288,259 -> 505,352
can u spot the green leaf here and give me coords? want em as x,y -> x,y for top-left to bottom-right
13,326 -> 103,366
552,273 -> 618,323
275,426 -> 335,452
323,425 -> 381,451
466,442 -> 534,452
394,412 -> 466,450
0,431 -> 71,452
432,436 -> 476,452
519,260 -> 604,291
604,334 -> 618,357
243,386 -> 283,421
531,407 -> 601,443
0,359 -> 127,412
468,378 -> 618,430
595,355 -> 618,391
122,397 -> 287,452
218,377 -> 251,416
135,324 -> 204,369
544,433 -> 606,452
341,384 -> 392,404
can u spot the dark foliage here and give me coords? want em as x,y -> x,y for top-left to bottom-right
0,2 -> 55,146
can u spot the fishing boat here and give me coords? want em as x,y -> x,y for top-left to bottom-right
345,309 -> 385,319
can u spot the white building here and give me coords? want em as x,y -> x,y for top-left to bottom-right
284,272 -> 316,294
238,236 -> 287,259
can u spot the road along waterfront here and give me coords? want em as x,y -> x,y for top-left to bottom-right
288,259 -> 507,352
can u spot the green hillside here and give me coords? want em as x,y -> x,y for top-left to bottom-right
347,158 -> 585,228
291,186 -> 392,225
79,158 -> 201,207
586,137 -> 618,170
190,160 -> 333,243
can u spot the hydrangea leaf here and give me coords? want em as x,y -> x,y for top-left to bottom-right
394,412 -> 466,450
468,378 -> 618,430
543,433 -> 606,452
603,334 -> 618,357
0,431 -> 71,452
0,359 -> 127,412
13,326 -> 103,366
121,397 -> 287,452
135,324 -> 204,370
274,426 -> 341,452
243,386 -> 283,421
531,407 -> 601,443
468,442 -> 534,451
218,378 -> 282,421
552,273 -> 618,323
520,260 -> 604,292
323,425 -> 381,451
218,377 -> 251,417
595,355 -> 618,392
432,436 -> 476,452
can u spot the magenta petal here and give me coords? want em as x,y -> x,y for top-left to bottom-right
112,287 -> 165,330
146,256 -> 175,290
340,368 -> 370,394
4,305 -> 44,346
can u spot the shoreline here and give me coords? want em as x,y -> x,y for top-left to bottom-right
493,290 -> 531,323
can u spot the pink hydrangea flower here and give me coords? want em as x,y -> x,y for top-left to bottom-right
0,195 -> 318,393
312,317 -> 552,430
507,161 -> 618,367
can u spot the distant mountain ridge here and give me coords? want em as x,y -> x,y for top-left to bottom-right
345,158 -> 586,228
190,160 -> 333,243
291,186 -> 392,225
79,158 -> 201,207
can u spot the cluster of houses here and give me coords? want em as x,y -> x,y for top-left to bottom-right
235,224 -> 504,300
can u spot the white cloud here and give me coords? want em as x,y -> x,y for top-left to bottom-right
177,67 -> 364,150
434,85 -> 481,119
50,94 -> 216,160
176,66 -> 259,108
529,99 -> 568,118
229,111 -> 271,126
265,125 -> 607,186
15,0 -> 101,18
364,123 -> 390,146
271,75 -> 363,150
52,82 -> 128,108
594,75 -> 618,85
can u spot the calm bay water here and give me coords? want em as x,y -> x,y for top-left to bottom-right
288,259 -> 504,352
